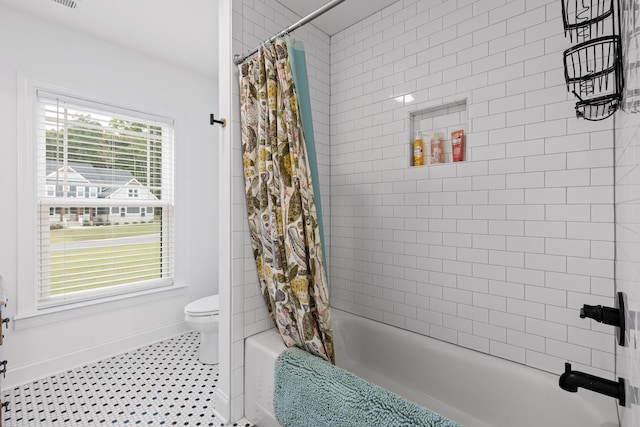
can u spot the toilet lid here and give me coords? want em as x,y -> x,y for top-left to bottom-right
185,295 -> 219,316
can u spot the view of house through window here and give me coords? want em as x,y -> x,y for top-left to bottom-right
37,91 -> 174,306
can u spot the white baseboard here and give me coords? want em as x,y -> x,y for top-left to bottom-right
214,389 -> 230,424
4,321 -> 190,390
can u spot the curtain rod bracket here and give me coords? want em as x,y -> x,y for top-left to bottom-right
210,114 -> 226,127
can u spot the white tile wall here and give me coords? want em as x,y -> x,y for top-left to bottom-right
330,0 -> 616,379
615,1 -> 640,425
232,0 -> 630,421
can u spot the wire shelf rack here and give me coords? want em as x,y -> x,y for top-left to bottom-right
562,0 -> 615,43
561,0 -> 624,120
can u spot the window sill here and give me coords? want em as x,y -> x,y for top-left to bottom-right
14,283 -> 188,331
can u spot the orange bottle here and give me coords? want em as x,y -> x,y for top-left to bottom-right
413,131 -> 424,166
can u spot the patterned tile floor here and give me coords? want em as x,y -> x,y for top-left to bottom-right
2,332 -> 255,427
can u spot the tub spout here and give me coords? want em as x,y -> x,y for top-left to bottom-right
559,363 -> 626,406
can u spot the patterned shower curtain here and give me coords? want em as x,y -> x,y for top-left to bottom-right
238,39 -> 334,363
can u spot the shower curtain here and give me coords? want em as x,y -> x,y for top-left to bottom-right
286,36 -> 326,266
238,39 -> 334,363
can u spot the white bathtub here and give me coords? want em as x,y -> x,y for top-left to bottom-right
245,309 -> 619,427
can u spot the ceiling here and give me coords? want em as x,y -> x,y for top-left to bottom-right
0,0 -> 397,75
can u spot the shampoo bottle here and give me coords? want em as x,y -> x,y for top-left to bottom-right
413,131 -> 424,166
452,130 -> 464,162
431,131 -> 443,164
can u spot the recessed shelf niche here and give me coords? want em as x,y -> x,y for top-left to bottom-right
409,99 -> 467,167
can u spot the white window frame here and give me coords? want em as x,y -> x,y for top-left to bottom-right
76,186 -> 85,198
16,76 -> 176,318
46,185 -> 55,197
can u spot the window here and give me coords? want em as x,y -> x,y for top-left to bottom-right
36,90 -> 174,307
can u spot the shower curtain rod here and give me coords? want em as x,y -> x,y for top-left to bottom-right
233,0 -> 346,65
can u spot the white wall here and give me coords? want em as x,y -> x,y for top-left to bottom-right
231,0 -> 331,420
0,6 -> 218,389
329,0 -> 616,379
615,0 -> 640,423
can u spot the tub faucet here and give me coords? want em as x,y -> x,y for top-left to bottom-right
559,363 -> 626,406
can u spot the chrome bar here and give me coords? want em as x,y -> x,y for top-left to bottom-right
232,0 -> 346,65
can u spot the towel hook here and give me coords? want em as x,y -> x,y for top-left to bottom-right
210,114 -> 227,127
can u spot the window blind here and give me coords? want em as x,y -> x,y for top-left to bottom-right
36,91 -> 175,307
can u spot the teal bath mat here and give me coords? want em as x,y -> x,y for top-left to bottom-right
274,347 -> 462,427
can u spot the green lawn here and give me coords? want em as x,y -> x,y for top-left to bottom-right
51,222 -> 160,244
48,223 -> 163,295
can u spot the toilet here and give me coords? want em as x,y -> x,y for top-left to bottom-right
184,294 -> 219,365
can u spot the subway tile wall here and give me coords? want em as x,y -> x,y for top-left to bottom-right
614,1 -> 640,425
329,0 -> 617,378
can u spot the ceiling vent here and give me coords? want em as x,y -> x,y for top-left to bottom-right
51,0 -> 80,8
